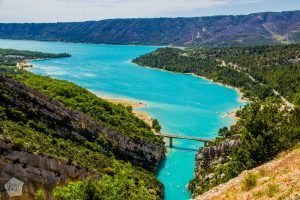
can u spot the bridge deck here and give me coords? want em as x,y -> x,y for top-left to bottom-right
155,133 -> 213,143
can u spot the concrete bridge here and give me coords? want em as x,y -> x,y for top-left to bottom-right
155,133 -> 214,148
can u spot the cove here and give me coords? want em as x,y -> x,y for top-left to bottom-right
0,39 -> 243,200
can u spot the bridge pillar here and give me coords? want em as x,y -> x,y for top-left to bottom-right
169,138 -> 173,148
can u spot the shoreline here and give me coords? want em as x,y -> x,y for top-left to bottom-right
25,60 -> 245,122
189,72 -> 250,104
104,97 -> 154,127
134,63 -> 249,120
132,62 -> 249,104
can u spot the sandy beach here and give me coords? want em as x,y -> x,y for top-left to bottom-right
105,98 -> 153,126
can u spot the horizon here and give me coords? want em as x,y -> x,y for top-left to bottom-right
0,0 -> 300,23
0,10 -> 299,24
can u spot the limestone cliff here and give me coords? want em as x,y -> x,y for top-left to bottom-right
0,75 -> 165,171
189,139 -> 240,195
0,141 -> 100,200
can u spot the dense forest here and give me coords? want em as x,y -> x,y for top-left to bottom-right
134,44 -> 300,197
133,45 -> 300,105
0,49 -> 165,199
0,11 -> 300,47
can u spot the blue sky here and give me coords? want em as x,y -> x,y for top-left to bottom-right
0,0 -> 299,22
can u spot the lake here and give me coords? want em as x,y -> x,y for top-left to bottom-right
0,39 -> 243,200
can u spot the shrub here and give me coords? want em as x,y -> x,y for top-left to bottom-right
266,184 -> 280,197
242,172 -> 257,191
35,189 -> 44,200
11,139 -> 25,151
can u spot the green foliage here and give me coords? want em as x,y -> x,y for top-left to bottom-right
55,166 -> 158,200
218,127 -> 230,138
134,45 -> 300,105
266,184 -> 280,197
0,48 -> 70,66
12,70 -> 163,145
190,101 -> 300,196
241,172 -> 258,191
0,66 -> 163,199
152,118 -> 161,132
35,189 -> 45,200
0,120 -> 162,199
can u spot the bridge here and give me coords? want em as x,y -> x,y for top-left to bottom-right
155,133 -> 214,148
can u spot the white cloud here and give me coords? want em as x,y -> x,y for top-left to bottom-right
0,0 -> 280,23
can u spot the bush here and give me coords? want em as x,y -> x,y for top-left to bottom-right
11,139 -> 25,151
35,189 -> 44,200
266,184 -> 280,197
242,172 -> 257,191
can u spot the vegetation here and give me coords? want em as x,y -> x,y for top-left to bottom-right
134,44 -> 300,197
0,11 -> 300,47
0,48 -> 70,66
189,100 -> 300,195
54,174 -> 158,200
3,68 -> 162,145
0,65 -> 163,199
190,146 -> 300,199
242,173 -> 258,191
152,119 -> 161,132
134,45 -> 300,105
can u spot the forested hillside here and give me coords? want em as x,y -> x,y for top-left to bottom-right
0,49 -> 165,199
133,45 -> 300,105
0,48 -> 70,66
134,44 -> 300,197
0,11 -> 300,47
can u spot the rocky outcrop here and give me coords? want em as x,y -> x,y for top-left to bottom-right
189,139 -> 240,195
195,140 -> 240,180
0,141 -> 99,200
0,76 -> 165,171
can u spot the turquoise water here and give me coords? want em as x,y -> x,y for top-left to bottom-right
0,39 -> 243,200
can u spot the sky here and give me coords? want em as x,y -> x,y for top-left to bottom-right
0,0 -> 299,23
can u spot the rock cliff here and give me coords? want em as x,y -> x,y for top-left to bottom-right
0,141 -> 99,200
0,75 -> 165,171
189,139 -> 240,195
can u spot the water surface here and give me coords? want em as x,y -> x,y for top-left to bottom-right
0,39 -> 243,200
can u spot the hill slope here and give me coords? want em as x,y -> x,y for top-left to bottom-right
195,146 -> 300,200
133,45 -> 300,105
0,11 -> 300,47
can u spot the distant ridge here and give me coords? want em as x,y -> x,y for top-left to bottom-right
0,10 -> 300,47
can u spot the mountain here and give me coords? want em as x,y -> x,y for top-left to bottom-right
0,11 -> 300,47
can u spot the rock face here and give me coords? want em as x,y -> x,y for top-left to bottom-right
189,139 -> 240,194
0,75 -> 165,171
195,140 -> 240,180
0,141 -> 99,200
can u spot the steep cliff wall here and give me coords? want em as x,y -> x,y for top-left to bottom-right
0,75 -> 165,171
0,141 -> 99,200
189,139 -> 240,195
